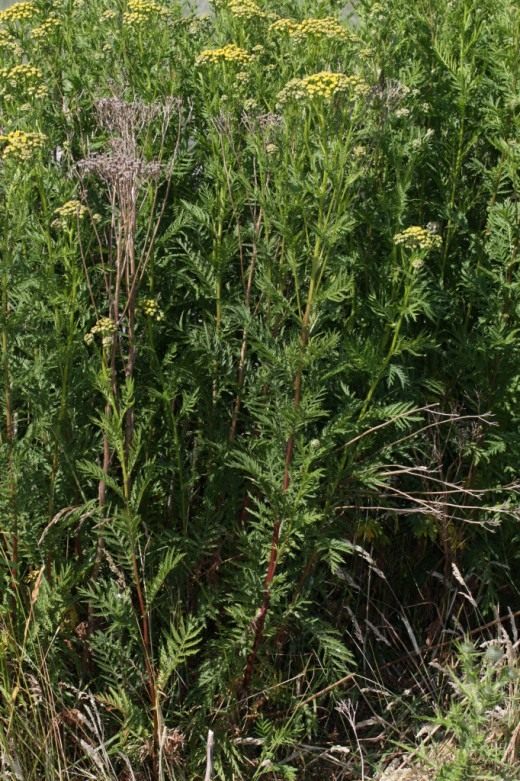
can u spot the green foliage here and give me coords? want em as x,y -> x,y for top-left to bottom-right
419,642 -> 520,781
0,0 -> 519,778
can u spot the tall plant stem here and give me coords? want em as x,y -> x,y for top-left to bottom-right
359,267 -> 413,419
130,543 -> 161,765
229,208 -> 262,442
326,262 -> 415,508
440,0 -> 479,287
240,129 -> 348,689
1,255 -> 18,605
440,113 -> 465,288
241,267 -> 317,693
212,210 -> 225,405
48,240 -> 80,522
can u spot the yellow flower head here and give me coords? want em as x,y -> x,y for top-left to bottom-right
0,63 -> 47,99
91,317 -> 117,335
196,43 -> 251,65
269,17 -> 300,35
296,17 -> 349,40
0,28 -> 21,53
225,0 -> 267,20
32,16 -> 60,40
393,225 -> 442,251
270,16 -> 349,41
0,130 -> 47,162
0,1 -> 37,24
123,0 -> 168,25
277,71 -> 369,104
53,199 -> 88,227
141,297 -> 164,321
85,317 -> 118,347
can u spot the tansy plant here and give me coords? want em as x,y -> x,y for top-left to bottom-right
1,0 -> 520,779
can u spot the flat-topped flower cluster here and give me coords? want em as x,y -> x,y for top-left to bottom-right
53,200 -> 88,228
123,0 -> 168,25
0,130 -> 46,161
0,1 -> 37,24
393,225 -> 442,251
0,63 -> 47,99
84,317 -> 118,347
141,298 -> 164,321
225,0 -> 269,20
270,16 -> 349,41
32,16 -> 60,40
196,43 -> 251,65
277,72 -> 369,104
0,28 -> 21,54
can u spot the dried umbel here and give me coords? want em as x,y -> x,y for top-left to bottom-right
257,111 -> 282,130
241,111 -> 283,154
137,727 -> 185,765
78,97 -> 177,190
162,728 -> 185,764
211,111 -> 234,138
78,139 -> 162,188
75,100 -> 141,185
370,78 -> 416,119
95,97 -> 163,140
241,110 -> 282,136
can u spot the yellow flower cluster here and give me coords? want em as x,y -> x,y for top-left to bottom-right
393,225 -> 442,251
101,9 -> 117,20
0,1 -> 37,24
196,43 -> 251,65
226,0 -> 267,19
0,64 -> 47,98
141,298 -> 164,321
270,16 -> 349,41
32,16 -> 60,40
0,28 -> 21,54
53,199 -> 88,227
269,17 -> 300,35
277,72 -> 369,104
94,317 -> 117,334
297,17 -> 349,39
123,0 -> 168,25
84,317 -> 117,347
0,130 -> 46,161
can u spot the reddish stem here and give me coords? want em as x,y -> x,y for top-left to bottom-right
241,314 -> 309,692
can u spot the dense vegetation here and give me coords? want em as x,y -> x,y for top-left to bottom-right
1,0 -> 520,778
